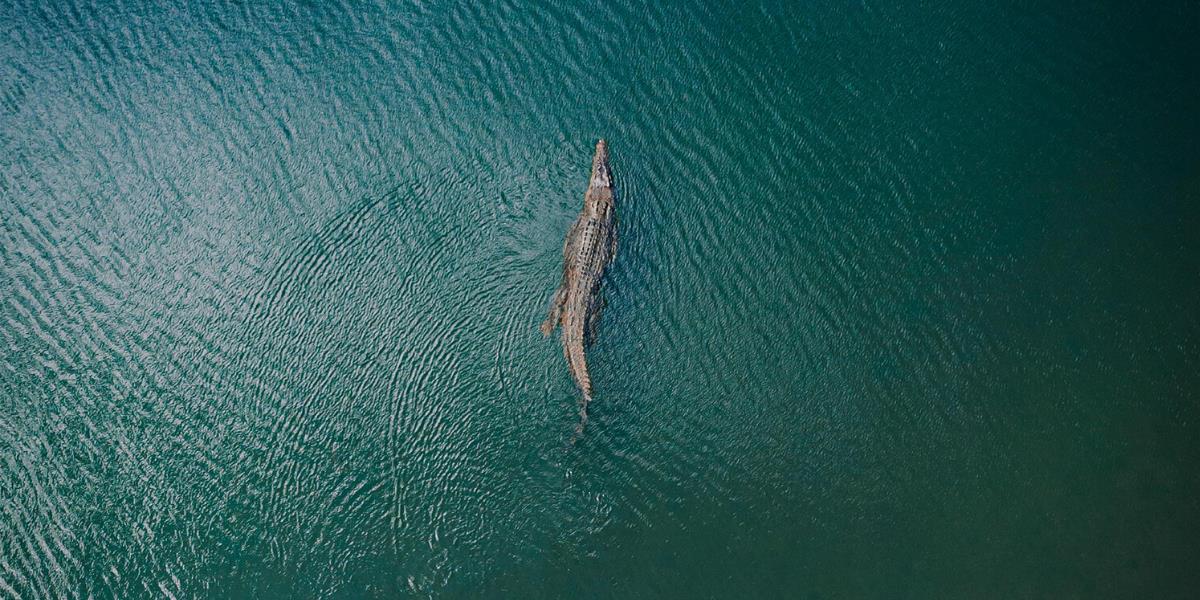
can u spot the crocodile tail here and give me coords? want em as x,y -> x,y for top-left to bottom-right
565,337 -> 592,399
563,312 -> 593,429
568,391 -> 592,444
572,356 -> 592,437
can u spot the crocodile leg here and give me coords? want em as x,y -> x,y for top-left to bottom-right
541,218 -> 585,336
540,282 -> 567,336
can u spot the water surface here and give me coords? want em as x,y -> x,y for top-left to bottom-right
1,0 -> 1198,597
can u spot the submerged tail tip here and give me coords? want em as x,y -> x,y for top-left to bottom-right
572,404 -> 589,440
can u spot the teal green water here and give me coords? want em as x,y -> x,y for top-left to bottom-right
2,0 -> 1199,597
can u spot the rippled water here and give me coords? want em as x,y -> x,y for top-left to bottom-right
2,0 -> 1198,597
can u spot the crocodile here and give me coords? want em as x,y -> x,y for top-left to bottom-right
541,139 -> 617,433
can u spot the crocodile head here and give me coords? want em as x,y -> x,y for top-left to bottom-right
586,139 -> 614,218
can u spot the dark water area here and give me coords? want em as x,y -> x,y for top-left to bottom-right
2,0 -> 1198,597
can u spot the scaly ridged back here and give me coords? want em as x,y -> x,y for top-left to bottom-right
541,139 -> 616,432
